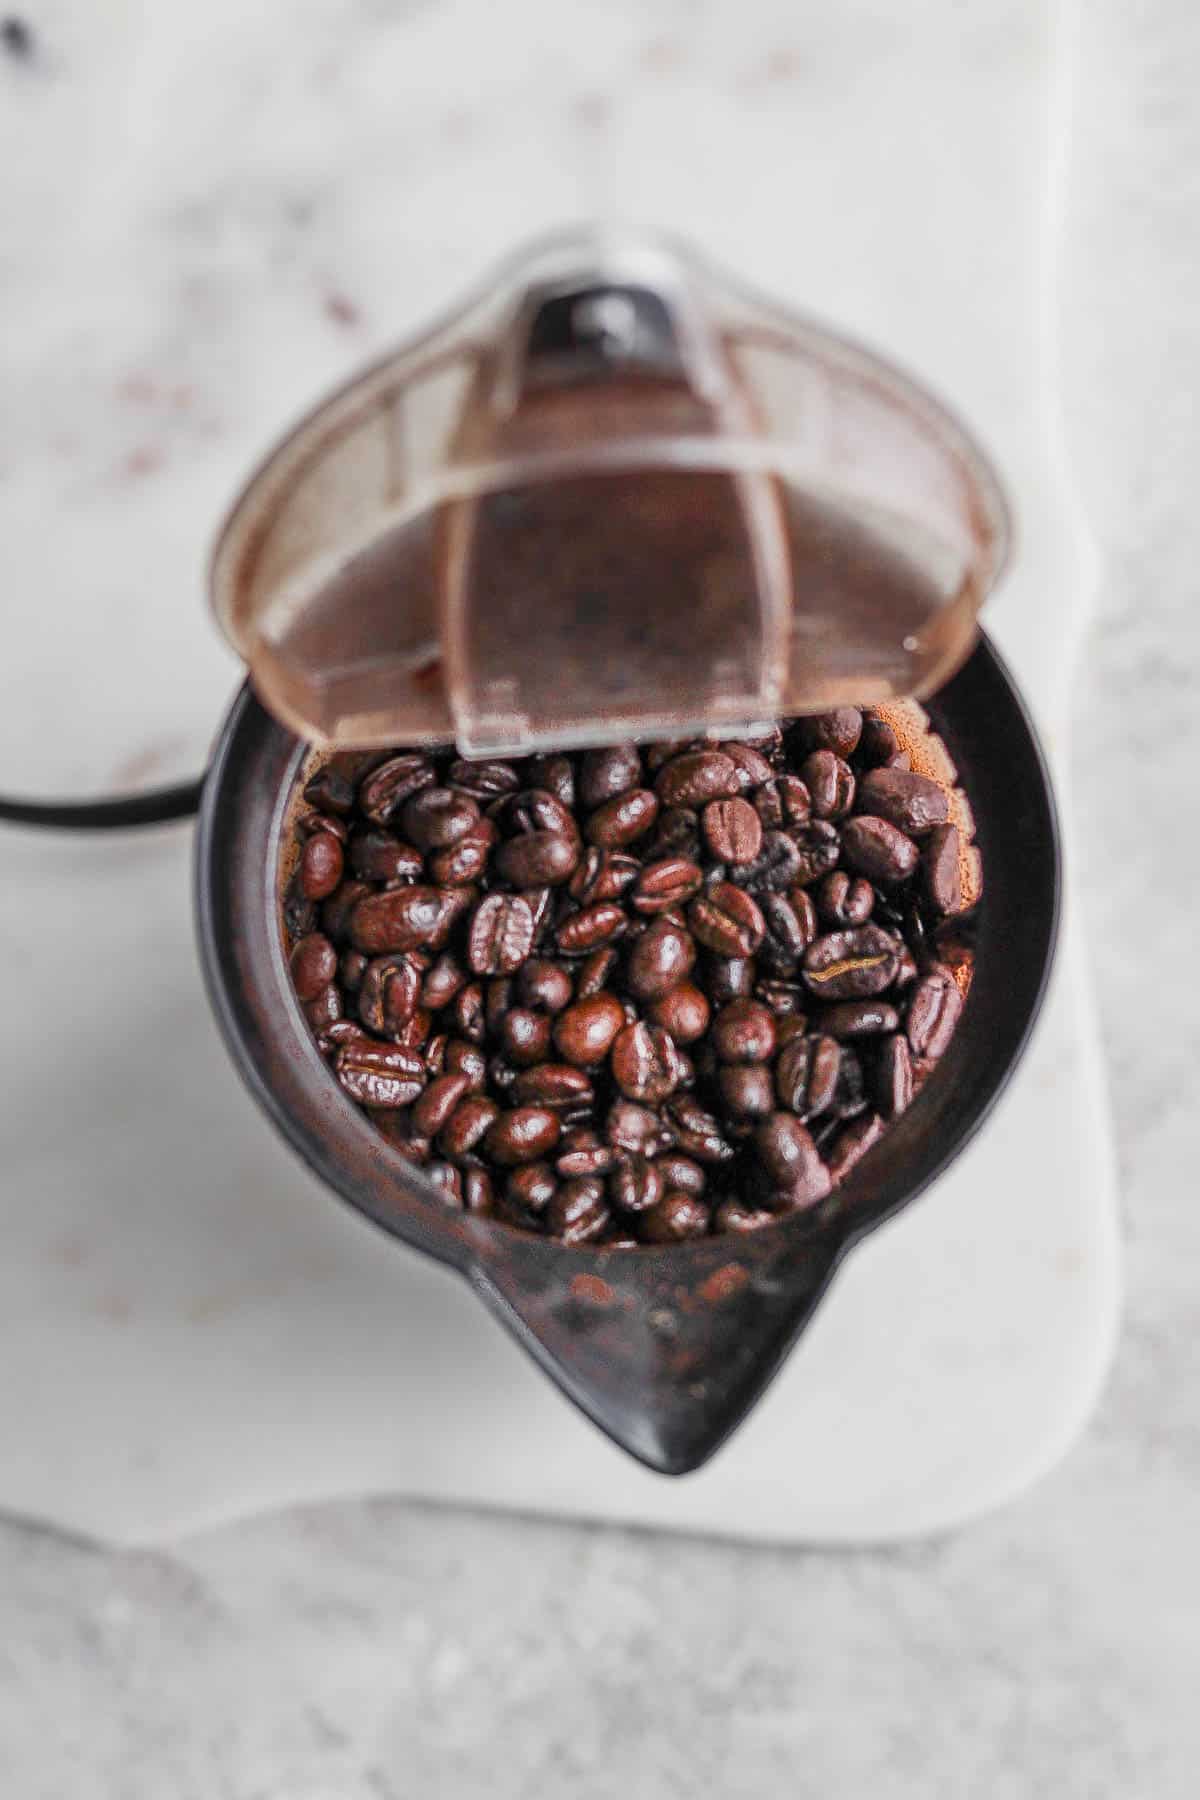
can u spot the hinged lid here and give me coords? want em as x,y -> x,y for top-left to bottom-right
210,228 -> 1009,754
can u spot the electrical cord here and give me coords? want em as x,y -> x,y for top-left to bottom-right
0,776 -> 206,831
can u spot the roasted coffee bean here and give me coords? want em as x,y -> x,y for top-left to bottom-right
299,809 -> 349,842
496,787 -> 578,842
358,753 -> 436,824
447,758 -> 520,800
858,714 -> 901,766
646,980 -> 710,1044
453,981 -> 485,1043
906,968 -> 964,1061
606,1100 -> 675,1159
554,994 -> 627,1066
349,830 -> 424,885
788,820 -> 842,885
412,1073 -> 470,1137
702,797 -> 762,866
512,1063 -> 593,1110
401,785 -> 480,851
579,744 -> 642,808
610,1155 -> 665,1214
488,1054 -> 518,1093
392,1008 -> 432,1053
631,856 -> 704,914
775,1034 -> 841,1119
627,919 -> 697,999
758,890 -> 812,974
495,829 -> 578,889
703,954 -> 757,1005
755,977 -> 808,1017
304,983 -> 343,1032
283,875 -> 318,940
525,754 -> 576,808
585,788 -> 659,848
756,1113 -> 830,1194
426,1160 -> 464,1207
575,946 -> 619,999
802,925 -> 900,999
664,1094 -> 734,1164
655,749 -> 741,808
656,1154 -> 706,1198
795,707 -> 862,758
516,958 -> 573,1014
358,953 -> 422,1035
647,806 -> 701,860
753,774 -> 811,830
714,1200 -> 777,1233
428,820 -> 498,887
875,1033 -> 914,1117
467,893 -> 535,975
818,1000 -> 901,1039
801,750 -> 856,820
718,1063 -> 775,1119
711,998 -> 777,1063
420,952 -> 467,1012
290,932 -> 338,1002
300,832 -> 344,901
339,948 -> 368,992
689,883 -> 765,958
639,1191 -> 710,1243
507,1162 -> 558,1215
463,1166 -> 495,1215
722,743 -> 775,791
483,976 -> 512,1039
303,765 -> 355,815
350,887 -> 448,955
483,1106 -> 561,1166
319,1019 -> 372,1054
735,829 -> 804,894
857,767 -> 949,837
446,1039 -> 488,1091
774,1013 -> 809,1052
816,870 -> 874,928
568,848 -> 640,905
827,1111 -> 885,1181
320,878 -> 371,944
840,815 -> 919,883
556,1133 -> 619,1178
831,1046 -> 868,1120
923,823 -> 963,915
334,1040 -> 425,1109
546,1178 -> 610,1244
424,1032 -> 449,1076
610,1022 -> 682,1103
555,902 -> 628,955
500,1007 -> 553,1066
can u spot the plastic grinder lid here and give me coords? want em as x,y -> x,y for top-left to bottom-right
209,228 -> 1010,757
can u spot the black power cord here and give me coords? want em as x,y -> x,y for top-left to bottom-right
0,776 -> 206,831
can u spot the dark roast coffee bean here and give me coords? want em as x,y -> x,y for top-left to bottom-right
631,856 -> 704,914
788,821 -> 842,885
453,981 -> 485,1043
426,1160 -> 464,1207
755,1114 -> 831,1198
463,1166 -> 495,1215
875,1033 -> 914,1117
831,1046 -> 868,1120
857,767 -> 949,837
606,1100 -> 675,1159
392,1009 -> 432,1054
420,952 -> 467,1012
827,1111 -> 885,1181
627,920 -> 697,999
647,806 -> 701,859
500,1007 -> 553,1066
495,830 -> 578,889
858,715 -> 901,766
428,820 -> 498,887
412,1073 -> 470,1137
334,1041 -> 425,1109
555,903 -> 628,955
702,797 -> 762,866
320,879 -> 371,944
817,1000 -> 901,1039
655,749 -> 741,808
775,1033 -> 841,1119
512,1063 -> 593,1110
402,786 -> 480,851
585,788 -> 659,848
303,765 -> 355,815
484,1106 -> 561,1166
753,775 -> 811,830
609,1155 -> 664,1214
800,751 -> 856,820
735,829 -> 804,894
507,1162 -> 558,1214
714,1201 -> 777,1233
711,998 -> 776,1063
575,946 -> 619,998
283,875 -> 318,940
546,1178 -> 610,1244
656,1154 -> 706,1197
579,744 -> 642,808
689,883 -> 765,957
304,984 -> 343,1032
646,981 -> 710,1044
358,953 -> 422,1035
339,949 -> 368,993
802,925 -> 900,999
290,933 -> 337,1002
906,968 -> 964,1061
639,1192 -> 711,1243
424,1032 -> 449,1076
718,1064 -> 775,1119
358,754 -> 436,824
516,958 -> 573,1014
816,870 -> 874,928
568,848 -> 640,905
300,832 -> 344,901
554,994 -> 626,1066
349,830 -> 424,885
722,743 -> 775,790
664,1094 -> 734,1164
758,890 -> 811,974
556,1134 -> 618,1178
755,977 -> 808,1018
795,708 -> 862,758
524,755 -> 576,808
923,823 -> 963,915
840,816 -> 920,883
704,954 -> 756,1005
446,1040 -> 488,1091
447,758 -> 520,799
351,887 -> 448,954
299,809 -> 349,842
467,893 -> 535,975
610,1022 -> 682,1103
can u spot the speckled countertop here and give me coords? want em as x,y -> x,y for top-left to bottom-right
1,1 -> 1198,1794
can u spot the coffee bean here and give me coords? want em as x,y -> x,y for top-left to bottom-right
802,925 -> 900,999
299,809 -> 349,842
756,1113 -> 830,1193
512,1064 -> 593,1110
801,750 -> 856,821
711,998 -> 777,1063
339,949 -> 368,993
610,1155 -> 664,1214
446,1040 -> 488,1091
585,788 -> 659,848
402,786 -> 480,851
753,775 -> 811,830
704,954 -> 757,1005
722,743 -> 775,790
554,994 -> 627,1066
351,887 -> 448,954
303,765 -> 355,815
656,1154 -> 706,1198
494,829 -> 578,889
507,1162 -> 558,1215
498,788 -> 579,842
831,1046 -> 868,1120
857,767 -> 949,838
500,1007 -> 553,1066
827,1111 -> 885,1181
606,1100 -> 675,1159
357,953 -> 422,1035
283,875 -> 318,940
647,806 -> 701,860
555,903 -> 628,955
429,820 -> 498,887
923,823 -> 964,915
300,832 -> 344,901
304,984 -> 343,1032
906,968 -> 964,1060
718,1064 -> 775,1118
788,821 -> 842,885
525,755 -> 576,808
858,715 -> 901,766
575,946 -> 619,998
358,754 -> 436,824
816,870 -> 875,928
646,981 -> 710,1044
840,815 -> 920,883
290,933 -> 337,1002
875,1033 -> 914,1117
453,981 -> 485,1043
483,1106 -> 561,1166
447,758 -> 520,800
631,856 -> 703,914
655,749 -> 741,808
516,958 -> 573,1014
556,1134 -> 618,1178
392,1009 -> 432,1054
424,1032 -> 449,1076
689,883 -> 765,957
735,829 -> 805,894
714,1201 -> 777,1233
467,892 -> 535,974
817,1000 -> 901,1039
320,879 -> 371,944
427,1160 -> 464,1207
334,1041 -> 425,1109
775,1033 -> 841,1118
420,952 -> 467,1012
702,797 -> 763,866
463,1167 -> 495,1215
546,1178 -> 610,1245
349,830 -> 425,885
568,848 -> 640,906
579,744 -> 642,808
611,1022 -> 682,1103
755,977 -> 808,1018
639,1192 -> 710,1243
664,1094 -> 734,1164
795,708 -> 862,758
412,1073 -> 470,1137
627,919 -> 697,999
758,890 -> 812,974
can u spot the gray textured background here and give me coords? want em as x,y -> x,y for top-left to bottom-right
2,3 -> 1197,1793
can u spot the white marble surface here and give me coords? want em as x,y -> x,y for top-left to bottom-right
1,0 -> 1198,1794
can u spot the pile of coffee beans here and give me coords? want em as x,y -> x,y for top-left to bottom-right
283,708 -> 972,1245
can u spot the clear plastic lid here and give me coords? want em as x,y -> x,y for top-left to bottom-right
209,228 -> 1010,756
